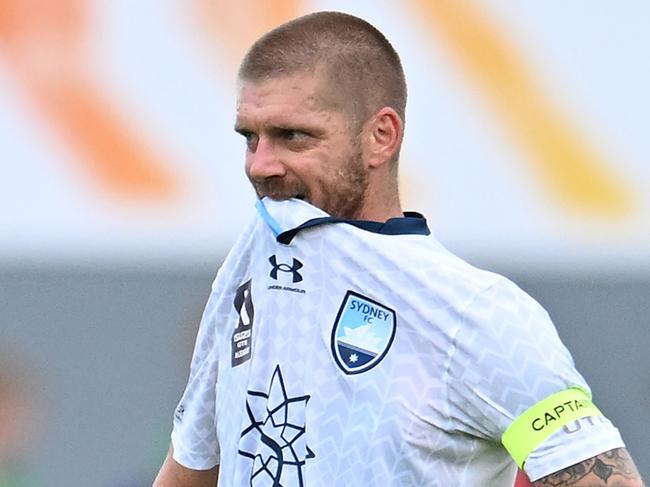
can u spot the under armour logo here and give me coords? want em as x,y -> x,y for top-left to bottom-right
269,255 -> 304,283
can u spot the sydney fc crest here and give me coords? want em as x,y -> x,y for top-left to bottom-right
331,291 -> 396,375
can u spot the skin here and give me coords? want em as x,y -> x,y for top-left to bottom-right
153,446 -> 218,487
235,72 -> 404,222
532,448 -> 645,487
153,71 -> 645,487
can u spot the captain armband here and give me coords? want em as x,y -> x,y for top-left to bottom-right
501,387 -> 604,469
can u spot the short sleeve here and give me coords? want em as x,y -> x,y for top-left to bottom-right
170,217 -> 260,469
524,415 -> 624,481
446,277 -> 623,478
170,287 -> 221,470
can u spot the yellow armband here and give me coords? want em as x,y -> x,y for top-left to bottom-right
501,387 -> 603,468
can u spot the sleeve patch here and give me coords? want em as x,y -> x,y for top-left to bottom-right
501,387 -> 603,468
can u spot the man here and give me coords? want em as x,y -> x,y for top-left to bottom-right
154,11 -> 644,487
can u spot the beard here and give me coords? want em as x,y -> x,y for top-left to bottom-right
250,151 -> 369,220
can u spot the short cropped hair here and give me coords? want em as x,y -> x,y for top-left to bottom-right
238,11 -> 407,131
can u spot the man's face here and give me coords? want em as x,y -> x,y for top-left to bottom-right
235,72 -> 369,219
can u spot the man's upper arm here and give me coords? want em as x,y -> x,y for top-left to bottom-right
153,445 -> 219,487
532,448 -> 645,487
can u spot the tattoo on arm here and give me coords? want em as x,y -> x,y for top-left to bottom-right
533,448 -> 645,486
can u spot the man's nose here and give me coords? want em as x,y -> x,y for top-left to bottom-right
247,137 -> 287,180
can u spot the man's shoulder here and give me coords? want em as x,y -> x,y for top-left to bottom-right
395,236 -> 510,299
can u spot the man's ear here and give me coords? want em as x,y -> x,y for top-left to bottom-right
364,107 -> 403,169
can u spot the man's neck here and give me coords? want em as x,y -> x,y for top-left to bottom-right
356,195 -> 403,222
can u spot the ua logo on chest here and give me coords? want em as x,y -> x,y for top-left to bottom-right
269,255 -> 304,283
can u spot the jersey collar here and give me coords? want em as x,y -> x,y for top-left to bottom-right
256,198 -> 430,244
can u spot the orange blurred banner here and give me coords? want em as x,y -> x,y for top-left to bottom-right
0,0 -> 178,200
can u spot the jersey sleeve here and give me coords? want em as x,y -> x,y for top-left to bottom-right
170,217 -> 260,470
446,277 -> 624,481
170,283 -> 222,470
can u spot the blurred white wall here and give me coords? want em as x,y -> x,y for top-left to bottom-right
0,0 -> 648,270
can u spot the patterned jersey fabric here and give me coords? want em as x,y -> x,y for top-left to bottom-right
171,198 -> 624,486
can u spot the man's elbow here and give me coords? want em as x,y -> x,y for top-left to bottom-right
153,445 -> 219,487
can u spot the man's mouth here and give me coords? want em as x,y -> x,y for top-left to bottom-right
259,192 -> 307,202
252,180 -> 308,202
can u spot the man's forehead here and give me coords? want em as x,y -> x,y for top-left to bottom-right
236,74 -> 337,123
238,73 -> 321,101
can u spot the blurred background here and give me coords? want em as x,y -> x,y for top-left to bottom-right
0,0 -> 648,484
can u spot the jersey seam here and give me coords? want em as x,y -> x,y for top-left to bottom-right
441,275 -> 504,429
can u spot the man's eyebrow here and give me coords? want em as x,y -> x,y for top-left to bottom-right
235,122 -> 314,133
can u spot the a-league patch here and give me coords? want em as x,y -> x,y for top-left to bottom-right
231,279 -> 254,367
331,291 -> 396,375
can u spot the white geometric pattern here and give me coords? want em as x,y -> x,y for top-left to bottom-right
171,198 -> 623,486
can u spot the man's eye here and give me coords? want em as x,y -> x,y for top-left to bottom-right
239,131 -> 258,150
279,129 -> 307,141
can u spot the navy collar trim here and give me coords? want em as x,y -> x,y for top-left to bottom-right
276,212 -> 430,244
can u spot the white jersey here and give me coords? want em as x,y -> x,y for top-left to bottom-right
171,198 -> 624,486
